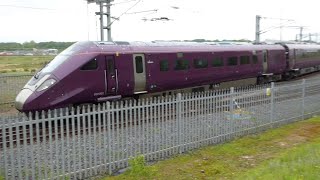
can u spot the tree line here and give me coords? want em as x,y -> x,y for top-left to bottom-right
0,41 -> 75,51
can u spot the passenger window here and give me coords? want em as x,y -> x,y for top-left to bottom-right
263,52 -> 268,62
240,56 -> 250,65
193,58 -> 208,69
177,52 -> 184,58
227,57 -> 238,66
252,55 -> 258,64
135,56 -> 143,73
81,58 -> 98,70
174,59 -> 189,70
160,60 -> 169,71
212,57 -> 224,67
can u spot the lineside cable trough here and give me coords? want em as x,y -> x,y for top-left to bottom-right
225,99 -> 255,121
225,86 -> 273,121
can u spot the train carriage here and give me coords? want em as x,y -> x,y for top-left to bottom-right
15,41 -> 320,112
285,44 -> 320,76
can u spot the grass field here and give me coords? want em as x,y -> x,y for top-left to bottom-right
103,116 -> 320,180
0,55 -> 54,74
0,56 -> 46,113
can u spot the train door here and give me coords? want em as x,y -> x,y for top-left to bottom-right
262,50 -> 268,73
133,54 -> 147,93
105,55 -> 118,95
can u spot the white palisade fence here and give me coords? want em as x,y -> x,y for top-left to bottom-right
1,78 -> 320,179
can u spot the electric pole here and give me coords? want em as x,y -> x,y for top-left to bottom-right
255,15 -> 261,44
106,0 -> 112,41
255,15 -> 295,43
87,0 -> 113,41
299,26 -> 303,42
99,1 -> 105,41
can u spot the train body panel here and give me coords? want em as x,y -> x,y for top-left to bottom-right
261,49 -> 286,75
15,41 -> 320,112
115,53 -> 135,96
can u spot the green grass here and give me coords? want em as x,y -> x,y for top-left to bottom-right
102,116 -> 320,180
123,155 -> 157,180
240,139 -> 320,179
0,55 -> 54,74
0,169 -> 4,180
0,56 -> 50,113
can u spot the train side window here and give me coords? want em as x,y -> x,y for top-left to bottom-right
240,56 -> 250,65
212,57 -> 224,67
174,59 -> 189,70
81,58 -> 98,70
193,58 -> 208,69
263,51 -> 268,62
252,55 -> 258,64
135,56 -> 143,73
177,52 -> 183,58
160,60 -> 169,71
227,57 -> 238,66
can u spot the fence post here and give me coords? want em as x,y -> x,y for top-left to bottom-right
177,93 -> 183,154
229,87 -> 234,121
301,79 -> 306,120
270,82 -> 275,127
106,101 -> 112,175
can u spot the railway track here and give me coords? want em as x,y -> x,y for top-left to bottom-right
1,72 -> 320,149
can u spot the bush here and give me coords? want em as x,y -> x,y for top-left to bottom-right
0,70 -> 8,73
24,68 -> 29,72
31,69 -> 36,73
125,155 -> 157,178
11,69 -> 17,72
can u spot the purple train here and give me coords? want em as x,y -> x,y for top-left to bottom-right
15,41 -> 320,112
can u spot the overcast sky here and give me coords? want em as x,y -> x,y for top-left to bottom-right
0,0 -> 319,43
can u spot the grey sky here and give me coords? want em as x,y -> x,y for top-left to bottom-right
0,0 -> 319,42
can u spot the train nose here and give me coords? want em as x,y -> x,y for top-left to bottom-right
15,89 -> 33,111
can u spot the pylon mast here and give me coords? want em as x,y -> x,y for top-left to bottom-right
87,0 -> 113,41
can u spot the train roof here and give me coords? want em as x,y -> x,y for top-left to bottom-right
285,44 -> 320,50
88,41 -> 285,53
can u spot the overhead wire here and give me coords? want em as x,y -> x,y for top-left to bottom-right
107,0 -> 142,28
125,9 -> 158,15
111,0 -> 138,6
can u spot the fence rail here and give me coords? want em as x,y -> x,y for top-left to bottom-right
0,78 -> 320,179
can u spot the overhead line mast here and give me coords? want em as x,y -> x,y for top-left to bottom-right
255,15 -> 296,44
86,0 -> 113,41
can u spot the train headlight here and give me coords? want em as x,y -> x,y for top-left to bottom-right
36,79 -> 56,92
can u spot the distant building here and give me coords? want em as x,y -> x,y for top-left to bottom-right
0,52 -> 13,56
31,48 -> 59,55
45,49 -> 58,55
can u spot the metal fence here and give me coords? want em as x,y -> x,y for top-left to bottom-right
0,74 -> 32,105
1,79 -> 320,179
